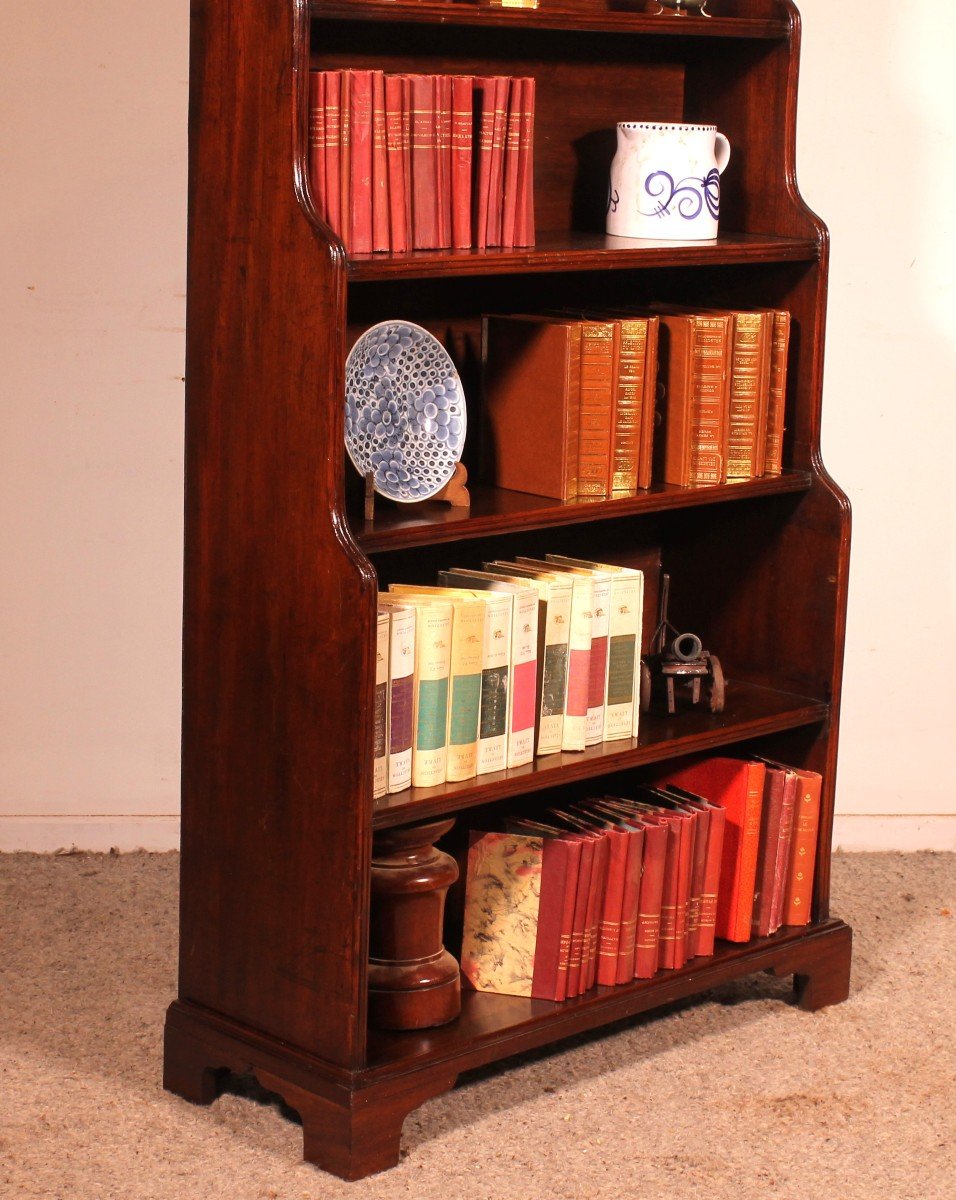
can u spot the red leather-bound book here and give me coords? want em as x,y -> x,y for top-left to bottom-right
654,813 -> 681,970
583,829 -> 610,991
613,819 -> 645,984
339,70 -> 352,251
532,835 -> 580,1001
784,768 -> 822,926
400,75 -> 413,245
309,71 -> 326,223
348,70 -> 373,255
566,833 -> 593,997
487,76 -> 510,246
384,74 -> 407,253
689,797 -> 726,957
514,76 -> 536,247
371,71 -> 390,252
435,74 -> 452,249
410,75 -> 439,249
451,74 -> 473,249
769,766 -> 799,933
634,819 -> 669,978
324,70 -> 342,243
751,763 -> 795,938
472,77 -> 496,251
501,77 -> 522,248
660,757 -> 766,943
594,825 -> 631,986
685,805 -> 710,959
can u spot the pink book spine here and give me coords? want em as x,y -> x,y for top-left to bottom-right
349,70 -> 373,255
324,71 -> 342,241
384,75 -> 408,254
515,76 -> 536,247
500,77 -> 522,248
371,71 -> 390,252
451,75 -> 473,249
309,71 -> 327,223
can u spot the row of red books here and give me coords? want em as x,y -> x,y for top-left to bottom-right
459,755 -> 823,1001
308,70 -> 536,254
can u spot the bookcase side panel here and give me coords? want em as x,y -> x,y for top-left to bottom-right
178,0 -> 376,1069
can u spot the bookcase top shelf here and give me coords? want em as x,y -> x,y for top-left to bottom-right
355,470 -> 813,553
346,232 -> 819,282
311,1 -> 791,41
371,681 -> 828,829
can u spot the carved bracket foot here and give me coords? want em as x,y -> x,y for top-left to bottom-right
767,921 -> 853,1012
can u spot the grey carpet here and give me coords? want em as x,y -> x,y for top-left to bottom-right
1,852 -> 953,1199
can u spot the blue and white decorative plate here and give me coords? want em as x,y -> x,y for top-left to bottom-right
345,321 -> 467,503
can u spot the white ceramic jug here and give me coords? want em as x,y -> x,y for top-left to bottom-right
606,121 -> 731,241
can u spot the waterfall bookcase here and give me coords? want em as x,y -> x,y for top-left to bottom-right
164,0 -> 853,1180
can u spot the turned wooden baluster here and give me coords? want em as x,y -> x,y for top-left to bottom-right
368,818 -> 461,1031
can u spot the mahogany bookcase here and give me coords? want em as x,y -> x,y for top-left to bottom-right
164,0 -> 852,1180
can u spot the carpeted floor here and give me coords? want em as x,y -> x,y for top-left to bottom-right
1,852 -> 953,1199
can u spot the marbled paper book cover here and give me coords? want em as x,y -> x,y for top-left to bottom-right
460,831 -> 543,997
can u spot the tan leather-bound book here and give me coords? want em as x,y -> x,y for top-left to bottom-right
481,315 -> 582,500
764,309 -> 792,475
725,310 -> 773,480
611,316 -> 659,493
657,313 -> 732,487
578,321 -> 618,496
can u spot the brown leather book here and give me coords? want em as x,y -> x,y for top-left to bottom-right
481,315 -> 582,500
764,310 -> 792,475
578,321 -> 618,497
725,310 -> 773,480
657,312 -> 732,487
783,768 -> 823,925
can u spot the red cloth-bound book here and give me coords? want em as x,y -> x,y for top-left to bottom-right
472,77 -> 496,251
634,819 -> 669,978
436,74 -> 452,248
309,71 -> 326,223
594,825 -> 631,987
371,71 -> 390,252
451,74 -> 474,249
486,76 -> 510,246
566,833 -> 593,997
324,70 -> 342,243
501,77 -> 522,248
384,74 -> 407,253
348,70 -> 373,255
613,819 -> 646,984
784,768 -> 822,926
515,76 -> 536,247
583,830 -> 609,991
531,835 -> 581,1001
339,70 -> 352,251
661,757 -> 766,943
401,75 -> 413,245
410,74 -> 439,249
752,763 -> 795,938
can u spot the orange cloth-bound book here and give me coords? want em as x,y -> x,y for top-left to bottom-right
657,757 -> 766,943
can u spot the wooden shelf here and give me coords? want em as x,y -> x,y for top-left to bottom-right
372,681 -> 827,829
364,918 -> 847,1077
346,231 -> 819,282
312,1 -> 791,41
355,470 -> 812,553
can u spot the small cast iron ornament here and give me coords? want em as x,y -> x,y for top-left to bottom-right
640,573 -> 725,715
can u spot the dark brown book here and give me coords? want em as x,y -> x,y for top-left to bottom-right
657,312 -> 733,487
578,321 -> 618,497
764,310 -> 792,475
481,315 -> 582,500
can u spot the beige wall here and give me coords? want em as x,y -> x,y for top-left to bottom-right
1,2 -> 953,850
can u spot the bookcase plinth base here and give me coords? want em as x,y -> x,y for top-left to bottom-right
163,1000 -> 458,1182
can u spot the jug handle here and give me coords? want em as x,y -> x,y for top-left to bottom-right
715,133 -> 731,175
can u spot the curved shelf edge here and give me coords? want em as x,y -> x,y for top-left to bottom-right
372,681 -> 828,829
355,470 -> 812,554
